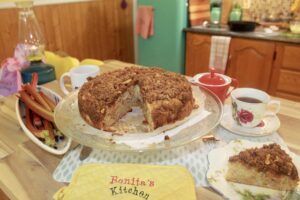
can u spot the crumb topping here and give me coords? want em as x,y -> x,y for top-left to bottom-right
78,67 -> 194,125
229,143 -> 299,180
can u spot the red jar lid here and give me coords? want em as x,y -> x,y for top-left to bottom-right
198,68 -> 226,85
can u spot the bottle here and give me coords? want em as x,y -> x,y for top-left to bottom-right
16,1 -> 56,85
229,3 -> 242,22
211,7 -> 221,24
210,2 -> 222,25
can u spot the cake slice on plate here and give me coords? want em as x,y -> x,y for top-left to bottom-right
226,143 -> 299,191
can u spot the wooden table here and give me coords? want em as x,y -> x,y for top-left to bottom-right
0,60 -> 299,200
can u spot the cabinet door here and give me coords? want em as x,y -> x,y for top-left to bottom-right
269,43 -> 300,101
185,33 -> 211,76
226,38 -> 275,91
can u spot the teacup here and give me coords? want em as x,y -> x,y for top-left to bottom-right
193,72 -> 238,103
231,88 -> 280,128
59,65 -> 100,95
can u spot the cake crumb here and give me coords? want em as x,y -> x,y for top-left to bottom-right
164,135 -> 170,141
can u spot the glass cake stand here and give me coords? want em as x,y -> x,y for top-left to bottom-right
54,85 -> 223,152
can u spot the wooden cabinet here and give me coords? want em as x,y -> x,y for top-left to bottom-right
185,33 -> 300,101
185,33 -> 211,76
226,38 -> 275,91
269,43 -> 300,101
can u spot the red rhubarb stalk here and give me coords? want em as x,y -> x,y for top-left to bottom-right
32,112 -> 43,127
31,73 -> 38,88
43,119 -> 56,147
25,107 -> 48,139
39,91 -> 57,112
23,84 -> 52,111
19,90 -> 54,122
43,119 -> 55,140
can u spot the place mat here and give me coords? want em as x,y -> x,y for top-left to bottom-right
53,127 -> 287,187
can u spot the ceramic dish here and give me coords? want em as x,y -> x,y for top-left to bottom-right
54,85 -> 223,152
16,86 -> 72,155
207,139 -> 300,200
220,104 -> 280,137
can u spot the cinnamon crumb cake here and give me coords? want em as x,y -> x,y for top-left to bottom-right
226,143 -> 299,191
78,67 -> 195,131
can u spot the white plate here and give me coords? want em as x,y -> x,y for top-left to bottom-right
16,86 -> 72,155
207,140 -> 300,200
220,104 -> 280,137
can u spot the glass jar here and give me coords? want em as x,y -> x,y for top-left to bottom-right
211,7 -> 221,24
229,8 -> 242,22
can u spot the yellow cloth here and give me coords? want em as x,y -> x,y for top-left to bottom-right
44,51 -> 79,79
53,164 -> 197,200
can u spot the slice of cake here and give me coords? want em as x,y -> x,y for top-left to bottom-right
78,67 -> 195,131
226,143 -> 299,191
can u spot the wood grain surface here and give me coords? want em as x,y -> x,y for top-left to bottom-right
226,38 -> 275,92
269,43 -> 300,101
185,32 -> 211,76
0,60 -> 299,200
0,0 -> 134,63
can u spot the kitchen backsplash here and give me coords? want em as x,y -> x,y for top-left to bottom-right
234,0 -> 299,21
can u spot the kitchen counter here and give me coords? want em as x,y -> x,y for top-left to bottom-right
184,26 -> 300,44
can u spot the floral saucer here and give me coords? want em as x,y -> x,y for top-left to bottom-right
220,105 -> 280,137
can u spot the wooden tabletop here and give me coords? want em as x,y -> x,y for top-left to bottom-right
0,60 -> 299,200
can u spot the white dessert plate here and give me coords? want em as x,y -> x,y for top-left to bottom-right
207,139 -> 300,200
54,85 -> 223,152
220,104 -> 280,137
16,86 -> 72,155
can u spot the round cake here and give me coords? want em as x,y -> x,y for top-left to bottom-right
78,67 -> 195,131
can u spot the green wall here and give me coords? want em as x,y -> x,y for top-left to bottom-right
137,0 -> 187,74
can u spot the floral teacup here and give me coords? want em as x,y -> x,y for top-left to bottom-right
231,88 -> 280,128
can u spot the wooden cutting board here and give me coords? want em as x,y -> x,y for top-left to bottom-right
221,0 -> 232,25
188,0 -> 211,26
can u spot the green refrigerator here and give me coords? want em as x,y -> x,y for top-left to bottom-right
136,0 -> 188,74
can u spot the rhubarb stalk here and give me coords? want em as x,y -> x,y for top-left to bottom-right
43,119 -> 55,142
39,91 -> 57,112
25,107 -> 48,139
32,112 -> 43,127
23,84 -> 52,111
31,73 -> 38,88
20,90 -> 54,122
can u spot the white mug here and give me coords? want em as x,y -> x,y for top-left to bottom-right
231,88 -> 280,128
59,65 -> 99,95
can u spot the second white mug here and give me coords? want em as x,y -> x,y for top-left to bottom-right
59,65 -> 100,95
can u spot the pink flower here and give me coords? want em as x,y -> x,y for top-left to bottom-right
238,109 -> 254,124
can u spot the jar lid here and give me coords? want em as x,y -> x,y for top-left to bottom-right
198,68 -> 226,85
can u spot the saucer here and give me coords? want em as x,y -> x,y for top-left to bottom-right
220,105 -> 280,137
